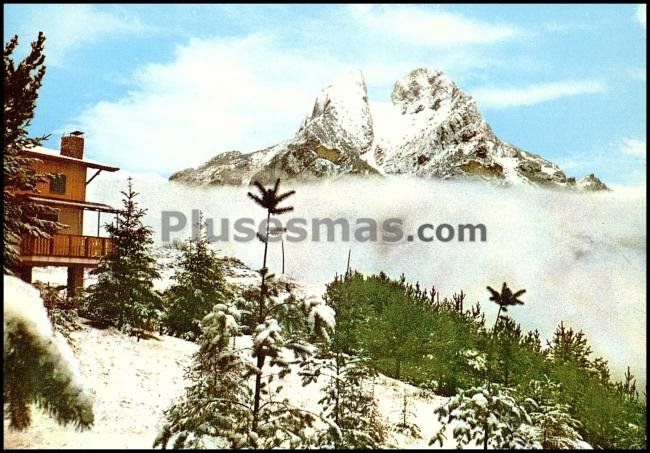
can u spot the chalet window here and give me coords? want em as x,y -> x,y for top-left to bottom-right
49,173 -> 66,194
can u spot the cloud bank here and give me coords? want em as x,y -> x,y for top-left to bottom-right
86,173 -> 647,383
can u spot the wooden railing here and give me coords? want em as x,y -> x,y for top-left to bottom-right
21,234 -> 113,259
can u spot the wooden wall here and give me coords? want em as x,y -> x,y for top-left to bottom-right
28,157 -> 88,202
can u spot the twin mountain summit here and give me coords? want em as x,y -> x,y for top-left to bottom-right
170,67 -> 608,191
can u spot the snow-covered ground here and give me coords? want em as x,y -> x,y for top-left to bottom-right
3,321 -> 196,449
3,317 -> 457,449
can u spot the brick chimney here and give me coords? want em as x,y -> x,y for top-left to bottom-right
60,131 -> 84,159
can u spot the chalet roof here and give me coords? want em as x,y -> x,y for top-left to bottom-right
21,195 -> 120,213
23,146 -> 120,172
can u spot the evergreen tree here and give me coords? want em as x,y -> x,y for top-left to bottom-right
394,390 -> 422,439
486,282 -> 526,334
163,213 -> 227,339
488,315 -> 546,388
519,377 -> 584,449
431,383 -> 538,449
84,178 -> 162,337
3,32 -> 62,274
156,179 -> 335,448
300,353 -> 387,448
246,178 -> 295,432
300,274 -> 387,448
155,303 -> 253,448
4,275 -> 94,430
547,321 -> 593,370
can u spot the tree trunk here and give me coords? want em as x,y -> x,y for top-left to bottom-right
483,422 -> 489,449
346,248 -> 351,277
335,352 -> 341,425
252,210 -> 271,434
492,306 -> 503,337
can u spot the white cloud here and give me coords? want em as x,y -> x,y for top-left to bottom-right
471,80 -> 606,109
68,35 -> 351,174
636,4 -> 646,29
5,4 -> 147,66
618,137 -> 646,158
346,4 -> 520,46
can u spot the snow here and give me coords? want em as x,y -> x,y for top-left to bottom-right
4,276 -> 93,432
25,145 -> 118,170
309,300 -> 336,332
3,322 -> 197,449
301,69 -> 373,153
253,319 -> 282,347
4,275 -> 55,340
472,393 -> 488,408
2,317 -> 457,449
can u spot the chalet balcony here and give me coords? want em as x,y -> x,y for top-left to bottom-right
20,233 -> 113,267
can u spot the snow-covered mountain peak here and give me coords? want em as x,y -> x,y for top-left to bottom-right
170,67 -> 607,190
391,67 -> 461,116
298,68 -> 373,154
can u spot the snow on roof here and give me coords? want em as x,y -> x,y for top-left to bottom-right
24,146 -> 119,172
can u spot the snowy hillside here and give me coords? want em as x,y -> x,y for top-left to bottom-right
2,272 -> 463,450
3,322 -> 196,449
170,68 -> 607,190
3,318 -> 469,449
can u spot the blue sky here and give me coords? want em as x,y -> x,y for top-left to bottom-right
3,4 -> 646,185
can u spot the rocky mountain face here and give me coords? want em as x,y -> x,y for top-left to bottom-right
169,68 -> 608,190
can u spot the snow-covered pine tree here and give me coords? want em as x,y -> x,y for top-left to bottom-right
247,178 -> 294,432
155,289 -> 335,448
299,273 -> 387,449
84,178 -> 162,337
300,352 -> 387,448
163,212 -> 228,340
4,275 -> 94,430
431,382 -> 539,449
3,32 -> 62,274
154,302 -> 252,448
395,390 -> 422,439
156,179 -> 335,448
519,377 -> 584,449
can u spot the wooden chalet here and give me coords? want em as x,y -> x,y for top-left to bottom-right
16,132 -> 120,296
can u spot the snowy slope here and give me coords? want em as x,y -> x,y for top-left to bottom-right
2,257 -> 455,449
3,320 -> 462,449
3,322 -> 197,449
170,67 -> 607,190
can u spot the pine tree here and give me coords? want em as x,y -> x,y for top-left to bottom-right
4,275 -> 94,430
247,178 -> 295,433
486,282 -> 526,334
3,32 -> 62,274
300,353 -> 387,448
519,377 -> 584,449
395,391 -> 421,439
431,383 -> 538,449
163,213 -> 228,340
155,303 -> 253,448
299,273 -> 387,449
547,321 -> 593,370
156,179 -> 335,448
84,178 -> 162,337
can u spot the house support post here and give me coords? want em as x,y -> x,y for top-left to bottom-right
67,266 -> 84,298
19,266 -> 33,284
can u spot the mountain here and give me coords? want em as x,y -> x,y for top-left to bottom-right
169,68 -> 608,190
